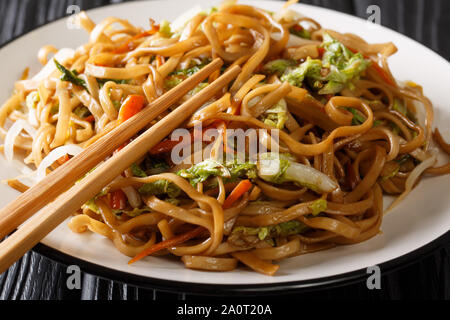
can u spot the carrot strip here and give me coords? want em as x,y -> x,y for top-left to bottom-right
346,46 -> 397,87
84,115 -> 95,123
110,190 -> 127,210
128,227 -> 204,264
117,95 -> 145,125
231,251 -> 280,276
370,60 -> 396,87
56,154 -> 70,165
222,179 -> 252,209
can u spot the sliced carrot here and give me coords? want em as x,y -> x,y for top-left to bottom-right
110,189 -> 127,210
128,227 -> 204,265
318,47 -> 325,58
117,95 -> 146,125
222,179 -> 253,209
292,24 -> 304,32
156,55 -> 165,68
84,115 -> 95,123
56,154 -> 70,165
369,59 -> 396,87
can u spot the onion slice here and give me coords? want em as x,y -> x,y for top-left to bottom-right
36,145 -> 84,181
121,186 -> 142,209
15,48 -> 75,91
4,120 -> 37,163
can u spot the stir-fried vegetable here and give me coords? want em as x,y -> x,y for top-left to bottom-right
227,160 -> 258,181
280,57 -> 322,87
73,106 -> 91,119
177,159 -> 257,186
289,25 -> 311,39
346,107 -> 366,126
178,159 -> 231,185
117,95 -> 145,125
257,153 -> 338,193
259,99 -> 289,129
110,189 -> 127,210
309,198 -> 327,215
223,179 -> 253,209
164,76 -> 183,89
131,163 -> 147,178
26,91 -> 40,109
54,59 -> 87,91
279,33 -> 370,94
231,220 -> 309,241
159,20 -> 173,38
138,179 -> 181,198
170,59 -> 212,77
263,59 -> 296,77
129,227 -> 204,264
392,98 -> 407,115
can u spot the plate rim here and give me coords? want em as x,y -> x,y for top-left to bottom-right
32,232 -> 450,295
1,0 -> 449,295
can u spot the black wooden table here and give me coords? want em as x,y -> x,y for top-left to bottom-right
0,0 -> 449,300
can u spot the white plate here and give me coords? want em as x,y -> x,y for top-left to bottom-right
1,0 -> 449,293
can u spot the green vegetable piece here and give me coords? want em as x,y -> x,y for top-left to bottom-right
321,33 -> 354,69
281,57 -> 322,87
131,163 -> 147,178
50,103 -> 59,115
138,179 -> 181,198
257,153 -> 292,184
26,91 -> 40,109
177,159 -> 231,185
381,167 -> 400,181
164,76 -> 183,89
73,106 -> 91,118
257,153 -> 338,193
346,107 -> 366,126
54,59 -> 88,91
392,99 -> 407,115
177,159 -> 257,186
145,157 -> 170,175
263,59 -> 296,77
227,160 -> 257,180
261,99 -> 289,129
159,20 -> 173,38
289,27 -> 311,39
309,199 -> 327,216
189,82 -> 209,95
170,59 -> 211,77
232,220 -> 309,241
373,120 -> 383,127
281,33 -> 370,95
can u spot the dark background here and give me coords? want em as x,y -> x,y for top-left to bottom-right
0,0 -> 449,300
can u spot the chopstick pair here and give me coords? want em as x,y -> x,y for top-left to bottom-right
0,59 -> 242,274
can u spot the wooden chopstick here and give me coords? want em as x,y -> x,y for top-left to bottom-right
0,65 -> 242,274
0,58 -> 223,240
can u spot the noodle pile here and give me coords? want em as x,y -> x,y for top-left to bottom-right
1,1 -> 449,276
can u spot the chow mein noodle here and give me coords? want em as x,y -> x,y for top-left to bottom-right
1,1 -> 449,276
